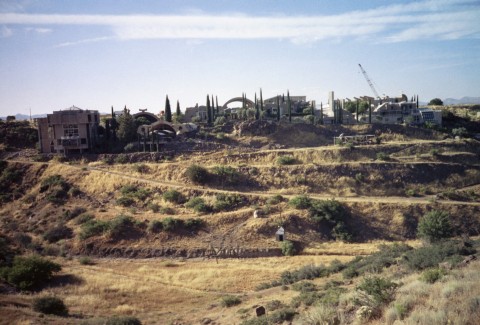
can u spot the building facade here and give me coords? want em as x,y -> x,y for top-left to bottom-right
37,106 -> 100,154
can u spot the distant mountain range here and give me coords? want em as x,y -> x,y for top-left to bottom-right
0,113 -> 47,121
443,97 -> 480,105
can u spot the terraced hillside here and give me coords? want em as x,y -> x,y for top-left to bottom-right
1,121 -> 480,324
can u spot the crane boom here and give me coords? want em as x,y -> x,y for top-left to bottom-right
358,64 -> 380,99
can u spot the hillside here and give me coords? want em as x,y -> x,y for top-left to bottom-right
1,120 -> 480,324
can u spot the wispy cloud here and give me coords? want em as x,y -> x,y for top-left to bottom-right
25,27 -> 51,34
54,36 -> 111,48
0,0 -> 478,44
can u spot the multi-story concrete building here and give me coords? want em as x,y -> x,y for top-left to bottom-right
37,106 -> 100,154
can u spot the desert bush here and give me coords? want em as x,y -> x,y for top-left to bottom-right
417,210 -> 452,242
43,224 -> 72,243
277,155 -> 297,165
301,305 -> 338,325
64,207 -> 86,221
402,240 -> 469,270
376,152 -> 389,161
221,295 -> 242,307
265,300 -> 284,311
162,217 -> 181,232
108,215 -> 134,239
33,296 -> 68,316
105,316 -> 142,325
267,194 -> 284,205
0,255 -> 61,290
292,291 -> 322,307
212,165 -> 241,186
40,175 -> 69,192
452,127 -> 468,137
421,268 -> 446,284
183,218 -> 205,232
162,189 -> 185,204
159,206 -> 175,215
116,196 -> 134,207
78,256 -> 95,265
356,276 -> 397,306
292,281 -> 317,293
185,197 -> 211,213
185,164 -> 210,185
133,163 -> 149,173
114,154 -> 129,164
75,213 -> 95,225
309,199 -> 352,241
147,202 -> 160,213
79,219 -> 109,240
268,308 -> 296,323
214,193 -> 245,211
148,220 -> 163,233
281,240 -> 297,256
288,195 -> 311,209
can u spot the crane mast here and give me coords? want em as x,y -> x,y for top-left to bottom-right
358,64 -> 380,99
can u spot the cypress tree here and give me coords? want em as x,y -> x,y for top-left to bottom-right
110,106 -> 117,141
320,102 -> 324,125
416,95 -> 419,108
216,96 -> 219,116
165,95 -> 172,122
207,95 -> 212,125
287,91 -> 292,123
255,93 -> 259,120
176,100 -> 181,116
211,95 -> 215,120
260,88 -> 264,117
356,100 -> 359,122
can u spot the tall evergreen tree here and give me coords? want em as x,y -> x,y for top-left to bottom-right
287,91 -> 292,123
118,106 -> 137,143
356,100 -> 359,122
255,93 -> 259,120
165,95 -> 172,122
176,100 -> 181,116
110,106 -> 117,141
320,102 -> 324,125
368,100 -> 372,124
216,96 -> 219,116
260,88 -> 264,117
207,95 -> 212,125
211,95 -> 215,120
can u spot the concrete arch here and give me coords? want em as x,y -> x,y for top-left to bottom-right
133,111 -> 159,124
223,97 -> 255,109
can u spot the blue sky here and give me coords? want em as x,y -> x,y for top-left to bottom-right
1,0 -> 479,116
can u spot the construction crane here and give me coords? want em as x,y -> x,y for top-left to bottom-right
358,64 -> 380,99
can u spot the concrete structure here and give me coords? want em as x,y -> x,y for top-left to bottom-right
37,106 -> 99,154
275,227 -> 285,241
184,104 -> 208,122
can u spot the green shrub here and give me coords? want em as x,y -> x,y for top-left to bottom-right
148,220 -> 163,233
221,295 -> 242,307
114,154 -> 129,164
281,240 -> 297,256
159,206 -> 175,215
108,215 -> 134,239
185,197 -> 211,213
402,240 -> 468,270
79,256 -> 95,265
214,193 -> 245,212
212,165 -> 242,186
277,155 -> 297,165
116,196 -> 135,207
79,219 -> 109,240
147,203 -> 160,213
268,308 -> 296,323
105,316 -> 142,325
267,194 -> 284,205
133,164 -> 149,173
183,218 -> 205,232
162,189 -> 185,204
356,276 -> 397,306
43,224 -> 72,243
185,165 -> 210,185
65,207 -> 86,221
421,268 -> 446,284
33,296 -> 68,316
40,175 -> 69,193
75,213 -> 94,225
417,210 -> 452,242
376,152 -> 389,161
292,281 -> 317,292
162,217 -> 181,232
288,195 -> 311,209
0,255 -> 61,290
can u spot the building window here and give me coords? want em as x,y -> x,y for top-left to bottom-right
81,138 -> 87,144
63,124 -> 79,137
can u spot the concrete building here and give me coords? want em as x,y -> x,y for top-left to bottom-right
37,106 -> 100,154
184,104 -> 208,122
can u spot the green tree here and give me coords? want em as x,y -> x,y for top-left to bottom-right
176,100 -> 181,116
207,95 -> 212,125
345,101 -> 356,113
287,91 -> 292,123
117,106 -> 137,143
281,240 -> 297,256
417,210 -> 452,242
276,95 -> 281,121
428,98 -> 443,106
165,95 -> 172,122
260,88 -> 264,116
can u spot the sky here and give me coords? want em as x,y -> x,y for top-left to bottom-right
0,0 -> 479,116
